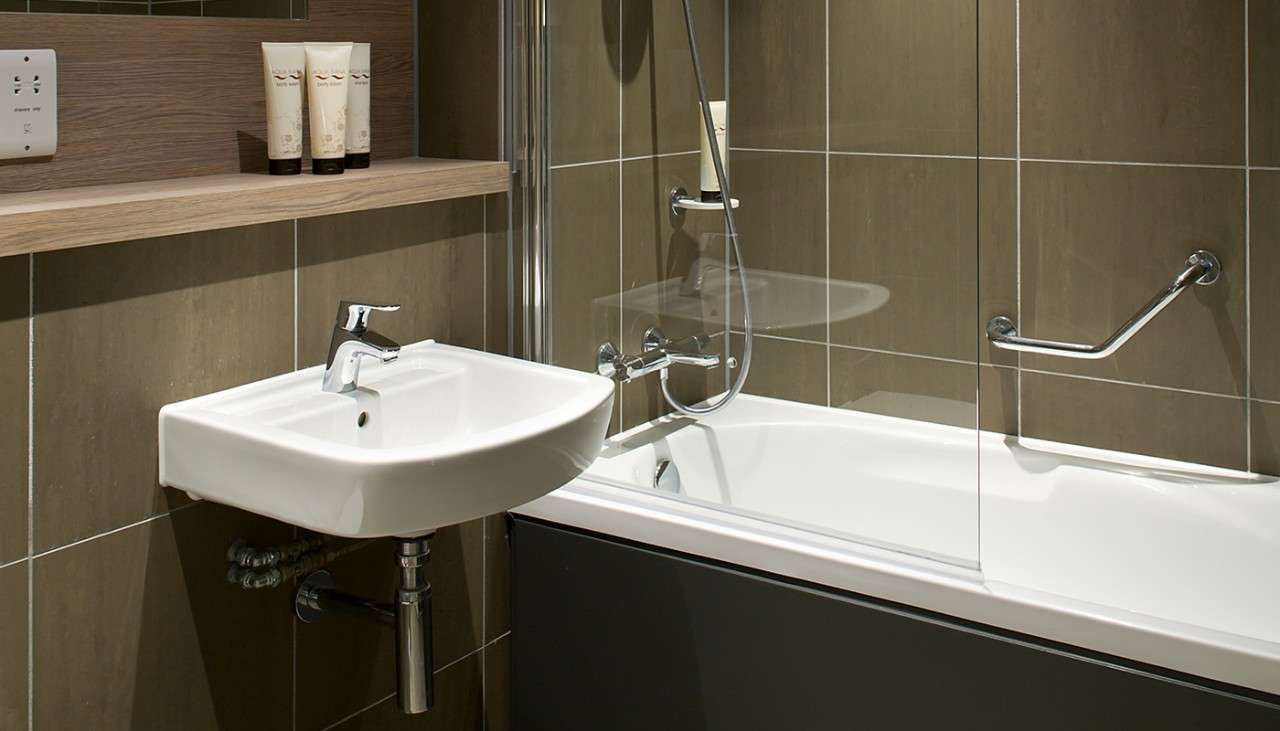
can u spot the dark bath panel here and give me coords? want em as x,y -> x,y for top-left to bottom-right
512,518 -> 1280,731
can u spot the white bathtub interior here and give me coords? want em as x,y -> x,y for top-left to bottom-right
577,394 -> 1280,655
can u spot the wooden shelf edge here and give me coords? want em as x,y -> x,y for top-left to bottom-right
0,157 -> 509,257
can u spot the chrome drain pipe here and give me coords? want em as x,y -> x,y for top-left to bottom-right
295,535 -> 435,715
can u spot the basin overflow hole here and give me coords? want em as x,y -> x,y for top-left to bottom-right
357,412 -> 369,428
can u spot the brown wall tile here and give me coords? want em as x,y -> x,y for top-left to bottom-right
831,347 -> 975,429
830,0 -> 976,156
297,521 -> 484,730
487,195 -> 512,356
33,503 -> 294,730
1020,162 -> 1245,395
549,0 -> 621,164
830,155 -> 977,361
550,163 -> 621,372
1020,0 -> 1245,165
1251,1 -> 1280,166
0,562 -> 25,731
0,256 -> 27,565
1249,171 -> 1280,399
979,0 -> 1016,157
1250,399 -> 1280,476
1021,371 -> 1246,469
979,160 -> 1018,367
420,0 -> 503,160
33,224 -> 294,551
621,0 -> 726,158
298,200 -> 487,366
728,1 -> 826,151
732,335 -> 826,406
730,150 -> 827,342
979,364 -> 1017,435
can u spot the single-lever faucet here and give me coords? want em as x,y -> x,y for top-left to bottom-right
322,301 -> 402,394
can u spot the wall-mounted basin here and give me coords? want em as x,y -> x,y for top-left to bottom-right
159,341 -> 615,537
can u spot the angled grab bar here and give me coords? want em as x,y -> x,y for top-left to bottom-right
986,250 -> 1221,360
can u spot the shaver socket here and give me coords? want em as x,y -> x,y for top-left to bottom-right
1,49 -> 57,159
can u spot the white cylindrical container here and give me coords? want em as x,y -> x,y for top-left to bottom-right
345,43 -> 372,169
699,101 -> 728,202
304,42 -> 354,175
261,43 -> 306,175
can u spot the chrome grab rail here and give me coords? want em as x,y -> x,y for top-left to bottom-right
986,250 -> 1221,360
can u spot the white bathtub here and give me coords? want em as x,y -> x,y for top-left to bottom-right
514,394 -> 1280,697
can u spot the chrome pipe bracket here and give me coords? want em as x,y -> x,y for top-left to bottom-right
986,250 -> 1222,360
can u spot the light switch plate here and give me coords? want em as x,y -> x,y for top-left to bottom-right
1,49 -> 57,159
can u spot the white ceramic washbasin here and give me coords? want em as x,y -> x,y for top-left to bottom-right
159,341 -> 615,537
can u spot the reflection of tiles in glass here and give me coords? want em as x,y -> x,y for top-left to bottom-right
20,0 -> 302,18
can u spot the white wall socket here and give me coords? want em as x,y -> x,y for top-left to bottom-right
1,49 -> 57,159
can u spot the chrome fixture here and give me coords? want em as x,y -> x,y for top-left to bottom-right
987,250 -> 1221,360
650,0 -> 753,416
670,186 -> 740,215
654,458 -> 682,493
597,327 -> 721,384
226,535 -> 373,590
296,536 -> 435,715
323,300 -> 402,393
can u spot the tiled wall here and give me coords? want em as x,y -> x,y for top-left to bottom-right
548,0 -> 1280,475
0,1 -> 512,729
548,0 -> 729,431
0,200 -> 511,731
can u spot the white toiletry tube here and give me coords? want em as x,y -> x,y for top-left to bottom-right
304,42 -> 354,175
345,43 -> 372,169
262,43 -> 306,176
699,101 -> 728,202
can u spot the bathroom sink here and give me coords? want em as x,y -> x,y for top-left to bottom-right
159,341 -> 615,537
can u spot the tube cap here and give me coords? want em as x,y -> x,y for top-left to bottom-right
312,158 -> 346,176
269,158 -> 302,176
345,153 -> 371,169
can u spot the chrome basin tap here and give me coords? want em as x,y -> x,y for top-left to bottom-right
322,301 -> 402,394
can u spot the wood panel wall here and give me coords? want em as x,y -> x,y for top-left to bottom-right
0,1 -> 415,193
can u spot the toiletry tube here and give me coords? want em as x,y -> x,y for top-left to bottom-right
304,42 -> 354,175
262,43 -> 305,176
345,43 -> 372,169
699,101 -> 728,202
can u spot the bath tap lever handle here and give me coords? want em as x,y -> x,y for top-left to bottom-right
986,250 -> 1221,360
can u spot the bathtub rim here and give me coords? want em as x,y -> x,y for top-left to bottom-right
514,476 -> 1280,701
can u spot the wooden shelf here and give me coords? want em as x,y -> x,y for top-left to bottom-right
0,158 -> 510,257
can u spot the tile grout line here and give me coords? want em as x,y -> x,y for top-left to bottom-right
26,251 -> 34,731
1245,0 -> 1253,471
727,147 -> 1246,170
616,0 -> 624,427
320,632 -> 513,731
29,501 -> 202,563
548,149 -> 700,170
735,334 -> 1250,402
824,0 -> 832,409
1014,0 -> 1023,437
